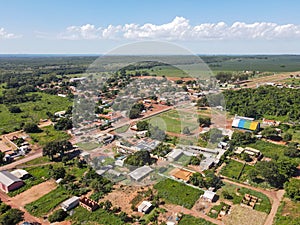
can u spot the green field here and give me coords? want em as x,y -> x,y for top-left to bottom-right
29,125 -> 70,146
69,206 -> 124,225
25,186 -> 70,217
220,160 -> 253,181
77,141 -> 100,151
178,214 -> 215,225
0,92 -> 72,133
274,198 -> 300,225
247,140 -> 299,162
218,183 -> 271,213
154,178 -> 203,209
146,110 -> 198,134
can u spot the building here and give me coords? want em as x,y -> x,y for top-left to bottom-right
262,118 -> 279,126
79,197 -> 99,211
129,165 -> 153,182
202,190 -> 217,202
0,171 -> 24,193
61,196 -> 80,211
232,115 -> 260,131
166,149 -> 183,161
138,201 -> 153,214
11,169 -> 30,180
199,157 -> 217,171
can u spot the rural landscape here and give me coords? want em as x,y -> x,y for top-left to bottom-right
1,1 -> 300,225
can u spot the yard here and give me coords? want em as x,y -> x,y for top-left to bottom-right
154,178 -> 203,209
69,206 -> 124,225
218,183 -> 271,214
25,186 -> 70,217
29,125 -> 70,146
220,160 -> 252,181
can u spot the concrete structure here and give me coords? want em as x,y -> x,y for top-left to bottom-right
202,190 -> 217,202
61,196 -> 80,211
11,169 -> 30,179
0,171 -> 24,193
129,165 -> 153,181
138,201 -> 153,214
166,149 -> 183,161
79,197 -> 99,211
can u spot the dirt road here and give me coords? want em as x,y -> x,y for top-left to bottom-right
221,177 -> 284,225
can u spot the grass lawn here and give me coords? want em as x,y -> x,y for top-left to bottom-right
77,141 -> 99,151
23,156 -> 51,166
146,110 -> 198,134
154,178 -> 203,209
115,124 -> 130,133
70,206 -> 124,225
25,186 -> 70,217
178,214 -> 215,225
218,183 -> 271,213
220,160 -> 245,180
0,92 -> 72,133
29,125 -> 70,146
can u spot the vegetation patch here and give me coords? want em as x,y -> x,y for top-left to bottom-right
25,186 -> 70,217
178,214 -> 215,225
154,178 -> 203,209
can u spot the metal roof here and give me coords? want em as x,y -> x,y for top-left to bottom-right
0,170 -> 23,186
129,165 -> 153,181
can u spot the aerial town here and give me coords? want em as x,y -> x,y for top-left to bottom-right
0,1 -> 300,225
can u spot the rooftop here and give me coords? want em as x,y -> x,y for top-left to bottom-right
129,165 -> 153,181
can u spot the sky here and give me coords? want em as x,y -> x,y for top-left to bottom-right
1,0 -> 300,54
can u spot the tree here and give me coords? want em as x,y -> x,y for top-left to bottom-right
230,131 -> 255,146
119,211 -> 129,222
189,172 -> 206,188
0,152 -> 5,165
198,117 -> 211,127
54,117 -> 73,130
282,133 -> 292,142
124,150 -> 152,166
23,122 -> 40,133
284,148 -> 300,158
148,125 -> 165,141
136,121 -> 149,131
182,126 -> 191,135
222,190 -> 233,199
205,171 -> 223,189
261,127 -> 279,139
129,108 -> 141,119
104,200 -> 112,211
48,209 -> 68,223
0,208 -> 24,225
8,106 -> 21,113
284,178 -> 300,201
188,156 -> 202,165
50,167 -> 66,179
196,97 -> 209,107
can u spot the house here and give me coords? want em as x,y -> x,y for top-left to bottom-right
129,165 -> 153,182
262,118 -> 279,126
232,115 -> 260,131
202,190 -> 217,202
166,149 -> 183,161
11,169 -> 30,180
54,110 -> 66,118
0,171 -> 24,193
138,201 -> 153,214
61,196 -> 80,211
79,197 -> 99,211
199,157 -> 216,171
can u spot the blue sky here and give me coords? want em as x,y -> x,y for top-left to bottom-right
1,0 -> 300,54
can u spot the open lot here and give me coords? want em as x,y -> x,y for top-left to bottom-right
274,198 -> 300,225
178,214 -> 215,225
154,178 -> 203,209
220,160 -> 253,181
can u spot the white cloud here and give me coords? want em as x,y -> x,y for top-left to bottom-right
0,28 -> 21,39
58,17 -> 300,41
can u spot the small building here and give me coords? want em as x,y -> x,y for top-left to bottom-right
11,169 -> 30,180
0,171 -> 24,193
167,149 -> 183,161
129,165 -> 153,182
199,157 -> 216,171
79,197 -> 99,211
202,190 -> 217,202
137,201 -> 153,214
61,196 -> 80,211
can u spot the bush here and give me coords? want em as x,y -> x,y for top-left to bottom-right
8,106 -> 22,113
48,209 -> 68,223
23,122 -> 41,133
